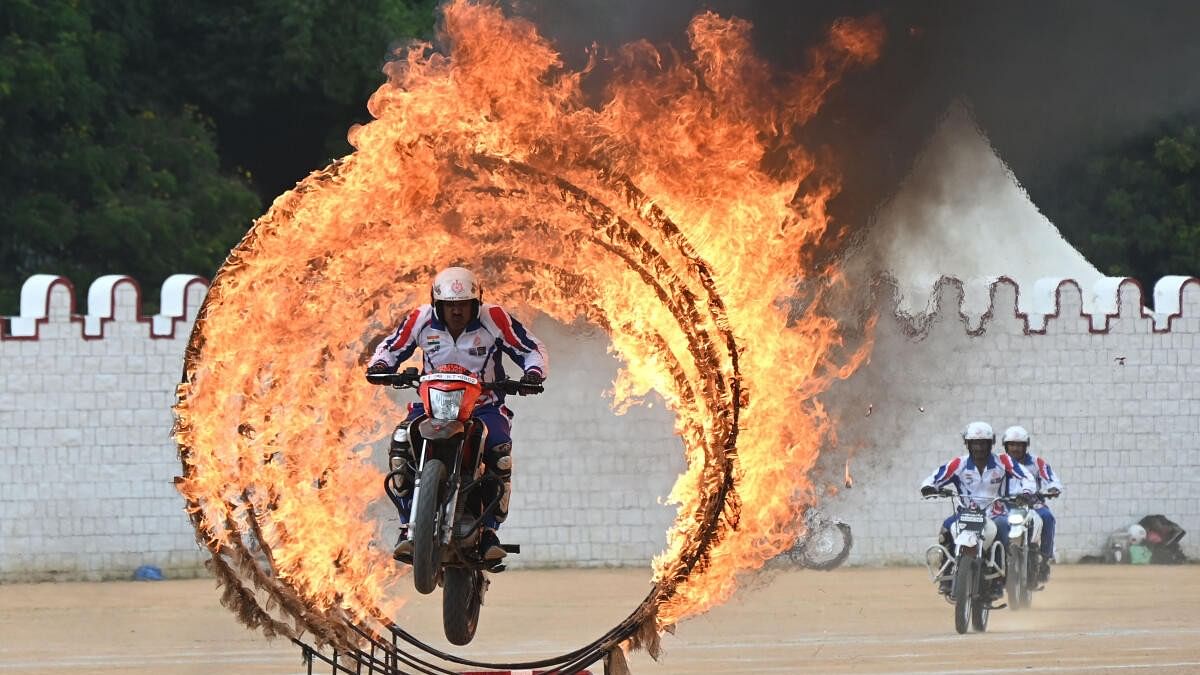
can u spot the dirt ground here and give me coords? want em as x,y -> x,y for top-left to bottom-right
1,565 -> 1198,674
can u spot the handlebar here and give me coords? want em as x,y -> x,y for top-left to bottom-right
1002,491 -> 1059,505
486,380 -> 545,396
366,368 -> 420,388
365,368 -> 544,396
923,488 -> 1058,506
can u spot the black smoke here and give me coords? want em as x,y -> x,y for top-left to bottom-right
506,1 -> 1200,233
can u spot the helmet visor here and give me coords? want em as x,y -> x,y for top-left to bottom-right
966,439 -> 992,454
1004,441 -> 1028,454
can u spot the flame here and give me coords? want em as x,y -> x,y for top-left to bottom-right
174,0 -> 882,643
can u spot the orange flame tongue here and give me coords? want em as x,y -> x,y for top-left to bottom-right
175,0 -> 882,638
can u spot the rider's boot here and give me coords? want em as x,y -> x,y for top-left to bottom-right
480,442 -> 513,563
393,525 -> 413,563
389,428 -> 416,564
479,528 -> 506,561
938,576 -> 952,596
990,575 -> 1005,601
1038,557 -> 1051,584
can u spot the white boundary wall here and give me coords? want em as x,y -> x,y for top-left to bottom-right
817,275 -> 1200,565
1,273 -> 1198,580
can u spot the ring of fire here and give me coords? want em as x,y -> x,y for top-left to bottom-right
174,151 -> 740,662
173,1 -> 882,669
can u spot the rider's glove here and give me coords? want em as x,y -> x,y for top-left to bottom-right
1045,488 -> 1061,499
520,369 -> 544,385
921,485 -> 938,497
367,361 -> 393,375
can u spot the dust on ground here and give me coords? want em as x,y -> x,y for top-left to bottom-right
1,565 -> 1197,674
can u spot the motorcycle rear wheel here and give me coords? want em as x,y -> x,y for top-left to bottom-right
1022,551 -> 1037,607
953,556 -> 974,635
412,459 -> 447,595
443,566 -> 483,646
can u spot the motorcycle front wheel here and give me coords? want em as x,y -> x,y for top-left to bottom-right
1007,544 -> 1027,610
971,566 -> 990,632
953,555 -> 975,635
443,567 -> 484,646
412,459 -> 448,595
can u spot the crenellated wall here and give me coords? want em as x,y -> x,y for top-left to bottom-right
816,274 -> 1200,565
0,275 -> 209,581
1,272 -> 1198,580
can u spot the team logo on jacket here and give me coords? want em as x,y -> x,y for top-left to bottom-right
425,334 -> 441,353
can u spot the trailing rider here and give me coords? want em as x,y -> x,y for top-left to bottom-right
1000,425 -> 1062,582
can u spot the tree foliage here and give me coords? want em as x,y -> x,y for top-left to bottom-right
1038,119 -> 1200,293
0,0 -> 435,313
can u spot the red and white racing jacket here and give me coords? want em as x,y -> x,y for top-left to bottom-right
369,303 -> 548,407
922,453 -> 1035,515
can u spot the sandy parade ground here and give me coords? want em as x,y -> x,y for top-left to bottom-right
1,565 -> 1198,675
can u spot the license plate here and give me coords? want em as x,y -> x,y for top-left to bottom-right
959,512 -> 986,531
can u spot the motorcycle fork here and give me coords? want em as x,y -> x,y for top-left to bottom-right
409,437 -> 428,527
407,435 -> 461,546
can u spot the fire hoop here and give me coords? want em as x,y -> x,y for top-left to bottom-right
175,154 -> 743,673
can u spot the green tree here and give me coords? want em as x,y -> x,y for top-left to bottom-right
1042,119 -> 1200,295
0,0 -> 436,314
0,1 -> 261,313
113,0 -> 438,201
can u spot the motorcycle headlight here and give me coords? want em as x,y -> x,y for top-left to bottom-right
428,389 -> 465,420
1007,513 -> 1025,525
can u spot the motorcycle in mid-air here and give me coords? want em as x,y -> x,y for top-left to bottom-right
368,365 -> 542,646
923,490 -> 1014,634
1003,491 -> 1057,610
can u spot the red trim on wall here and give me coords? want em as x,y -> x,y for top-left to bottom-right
1,275 -> 211,341
889,275 -> 1200,339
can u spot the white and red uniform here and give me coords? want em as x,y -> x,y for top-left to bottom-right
922,453 -> 1034,515
369,303 -> 548,406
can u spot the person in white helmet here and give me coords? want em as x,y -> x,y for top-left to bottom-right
1001,425 -> 1062,582
367,266 -> 548,563
921,421 -> 1035,596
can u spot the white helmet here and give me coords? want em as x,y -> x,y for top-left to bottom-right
1002,425 -> 1030,445
1128,524 -> 1147,545
431,266 -> 480,302
962,421 -> 995,442
431,267 -> 481,322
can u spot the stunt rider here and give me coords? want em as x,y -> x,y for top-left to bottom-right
921,421 -> 1034,596
367,266 -> 548,563
1001,425 -> 1062,582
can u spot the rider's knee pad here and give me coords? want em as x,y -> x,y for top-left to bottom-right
388,426 -> 416,495
483,442 -> 512,522
390,425 -> 414,457
484,442 -> 513,480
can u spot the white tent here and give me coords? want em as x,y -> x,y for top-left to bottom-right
861,103 -> 1104,318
